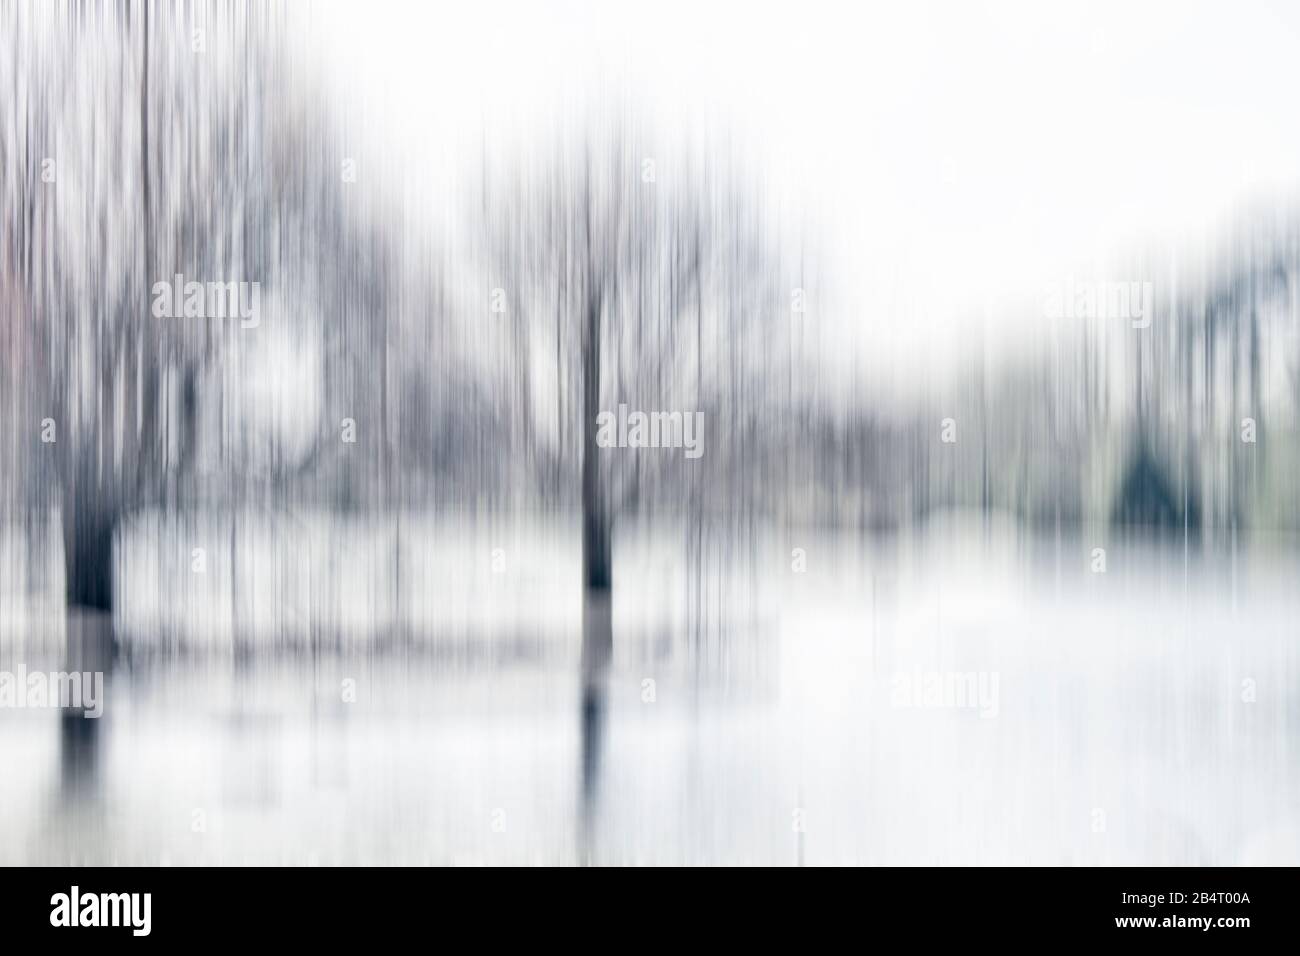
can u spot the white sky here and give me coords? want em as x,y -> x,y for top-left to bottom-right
301,0 -> 1300,392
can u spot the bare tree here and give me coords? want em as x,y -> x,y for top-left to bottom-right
474,116 -> 792,611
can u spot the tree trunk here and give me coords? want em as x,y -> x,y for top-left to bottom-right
581,288 -> 610,593
578,285 -> 613,860
63,483 -> 115,611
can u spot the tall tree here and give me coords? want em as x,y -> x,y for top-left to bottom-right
475,117 -> 792,614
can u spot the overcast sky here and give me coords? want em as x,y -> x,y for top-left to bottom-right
302,0 -> 1300,391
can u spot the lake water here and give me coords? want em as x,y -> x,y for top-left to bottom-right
2,517 -> 1298,865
